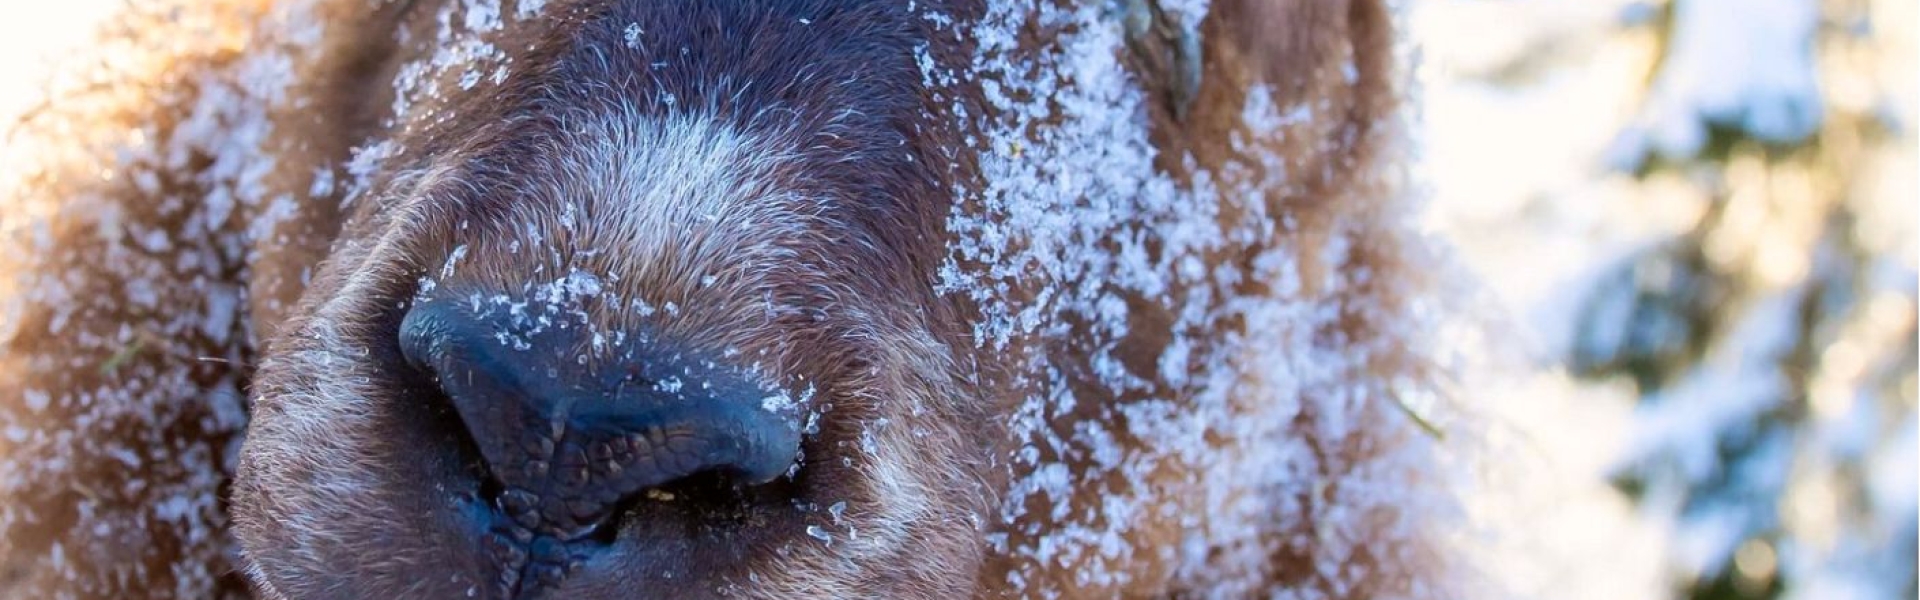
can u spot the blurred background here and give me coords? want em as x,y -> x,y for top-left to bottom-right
3,1 -> 1916,599
1414,1 -> 1916,599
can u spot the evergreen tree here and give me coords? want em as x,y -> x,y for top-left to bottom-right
1572,1 -> 1916,598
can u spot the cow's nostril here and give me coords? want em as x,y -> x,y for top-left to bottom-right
397,296 -> 803,539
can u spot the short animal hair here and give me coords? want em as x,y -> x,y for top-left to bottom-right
0,1 -> 1463,598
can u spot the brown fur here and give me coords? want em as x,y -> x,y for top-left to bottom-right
0,1 -> 1454,598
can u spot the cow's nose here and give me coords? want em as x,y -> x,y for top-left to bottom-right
397,297 -> 802,537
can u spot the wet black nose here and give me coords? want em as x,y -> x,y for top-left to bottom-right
397,297 -> 802,537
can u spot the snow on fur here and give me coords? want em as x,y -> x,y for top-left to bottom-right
927,2 -> 1465,597
0,0 -> 1470,597
0,1 -> 324,596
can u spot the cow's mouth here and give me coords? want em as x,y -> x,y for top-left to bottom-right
384,288 -> 824,596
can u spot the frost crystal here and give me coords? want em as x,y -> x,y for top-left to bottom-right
623,23 -> 643,49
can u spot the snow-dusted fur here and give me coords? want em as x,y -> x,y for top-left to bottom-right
0,0 -> 1464,598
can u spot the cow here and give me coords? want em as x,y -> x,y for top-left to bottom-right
0,0 -> 1460,598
